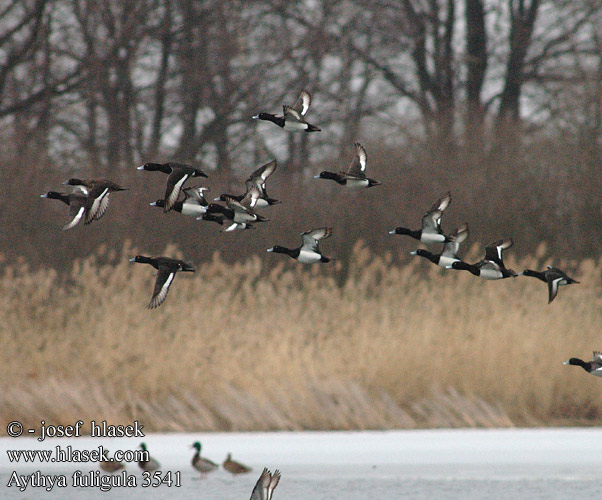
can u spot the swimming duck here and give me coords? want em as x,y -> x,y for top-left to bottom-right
389,192 -> 452,243
253,90 -> 320,132
564,352 -> 602,377
222,452 -> 251,474
191,441 -> 218,475
250,468 -> 281,500
63,178 -> 127,224
411,223 -> 469,268
99,447 -> 125,473
267,227 -> 332,264
519,266 -> 579,304
204,196 -> 268,231
314,143 -> 380,188
129,256 -> 195,308
41,191 -> 89,230
450,238 -> 518,280
138,442 -> 160,471
137,162 -> 208,212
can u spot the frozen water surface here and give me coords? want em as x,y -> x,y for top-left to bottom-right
1,428 -> 601,499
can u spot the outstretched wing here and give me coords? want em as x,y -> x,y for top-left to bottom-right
290,90 -> 311,116
441,223 -> 469,258
267,470 -> 280,500
247,160 -> 277,189
546,269 -> 565,304
249,468 -> 271,500
223,195 -> 253,213
148,269 -> 176,309
85,186 -> 111,223
430,191 -> 451,214
422,192 -> 451,232
164,171 -> 191,211
63,198 -> 87,230
484,238 -> 513,266
301,227 -> 332,252
283,105 -> 303,122
243,185 -> 264,209
346,143 -> 367,176
182,186 -> 209,205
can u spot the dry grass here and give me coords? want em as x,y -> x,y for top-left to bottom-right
1,241 -> 601,433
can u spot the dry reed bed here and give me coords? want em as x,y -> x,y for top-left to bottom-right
1,242 -> 601,433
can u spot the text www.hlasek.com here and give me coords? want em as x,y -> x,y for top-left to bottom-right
7,446 -> 143,464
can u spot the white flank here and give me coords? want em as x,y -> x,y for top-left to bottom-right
345,179 -> 369,188
438,255 -> 459,269
421,233 -> 446,244
283,121 -> 308,131
297,250 -> 322,264
181,204 -> 207,217
479,268 -> 502,280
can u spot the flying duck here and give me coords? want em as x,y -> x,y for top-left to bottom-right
151,198 -> 224,225
314,143 -> 380,188
41,191 -> 89,230
204,195 -> 268,232
150,186 -> 210,216
63,178 -> 127,224
129,256 -> 195,308
564,352 -> 602,377
267,227 -> 332,263
217,160 -> 280,208
250,468 -> 281,500
253,90 -> 321,132
222,452 -> 252,474
519,266 -> 579,304
191,441 -> 218,476
138,443 -> 161,471
411,223 -> 469,268
450,238 -> 518,280
99,448 -> 125,473
137,162 -> 208,212
389,192 -> 452,243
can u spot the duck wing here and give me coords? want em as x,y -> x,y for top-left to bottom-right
247,160 -> 277,189
421,192 -> 451,232
250,468 -> 271,500
441,223 -> 469,258
345,142 -> 367,177
430,191 -> 452,214
301,227 -> 332,252
267,469 -> 280,500
63,194 -> 87,230
484,238 -> 513,266
243,185 -> 265,209
148,268 -> 176,309
283,105 -> 303,122
182,186 -> 209,205
164,170 -> 192,211
223,195 -> 254,213
85,186 -> 111,223
290,90 -> 311,116
546,274 -> 563,303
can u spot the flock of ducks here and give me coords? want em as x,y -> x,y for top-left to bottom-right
40,90 -> 599,486
100,442 -> 252,476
